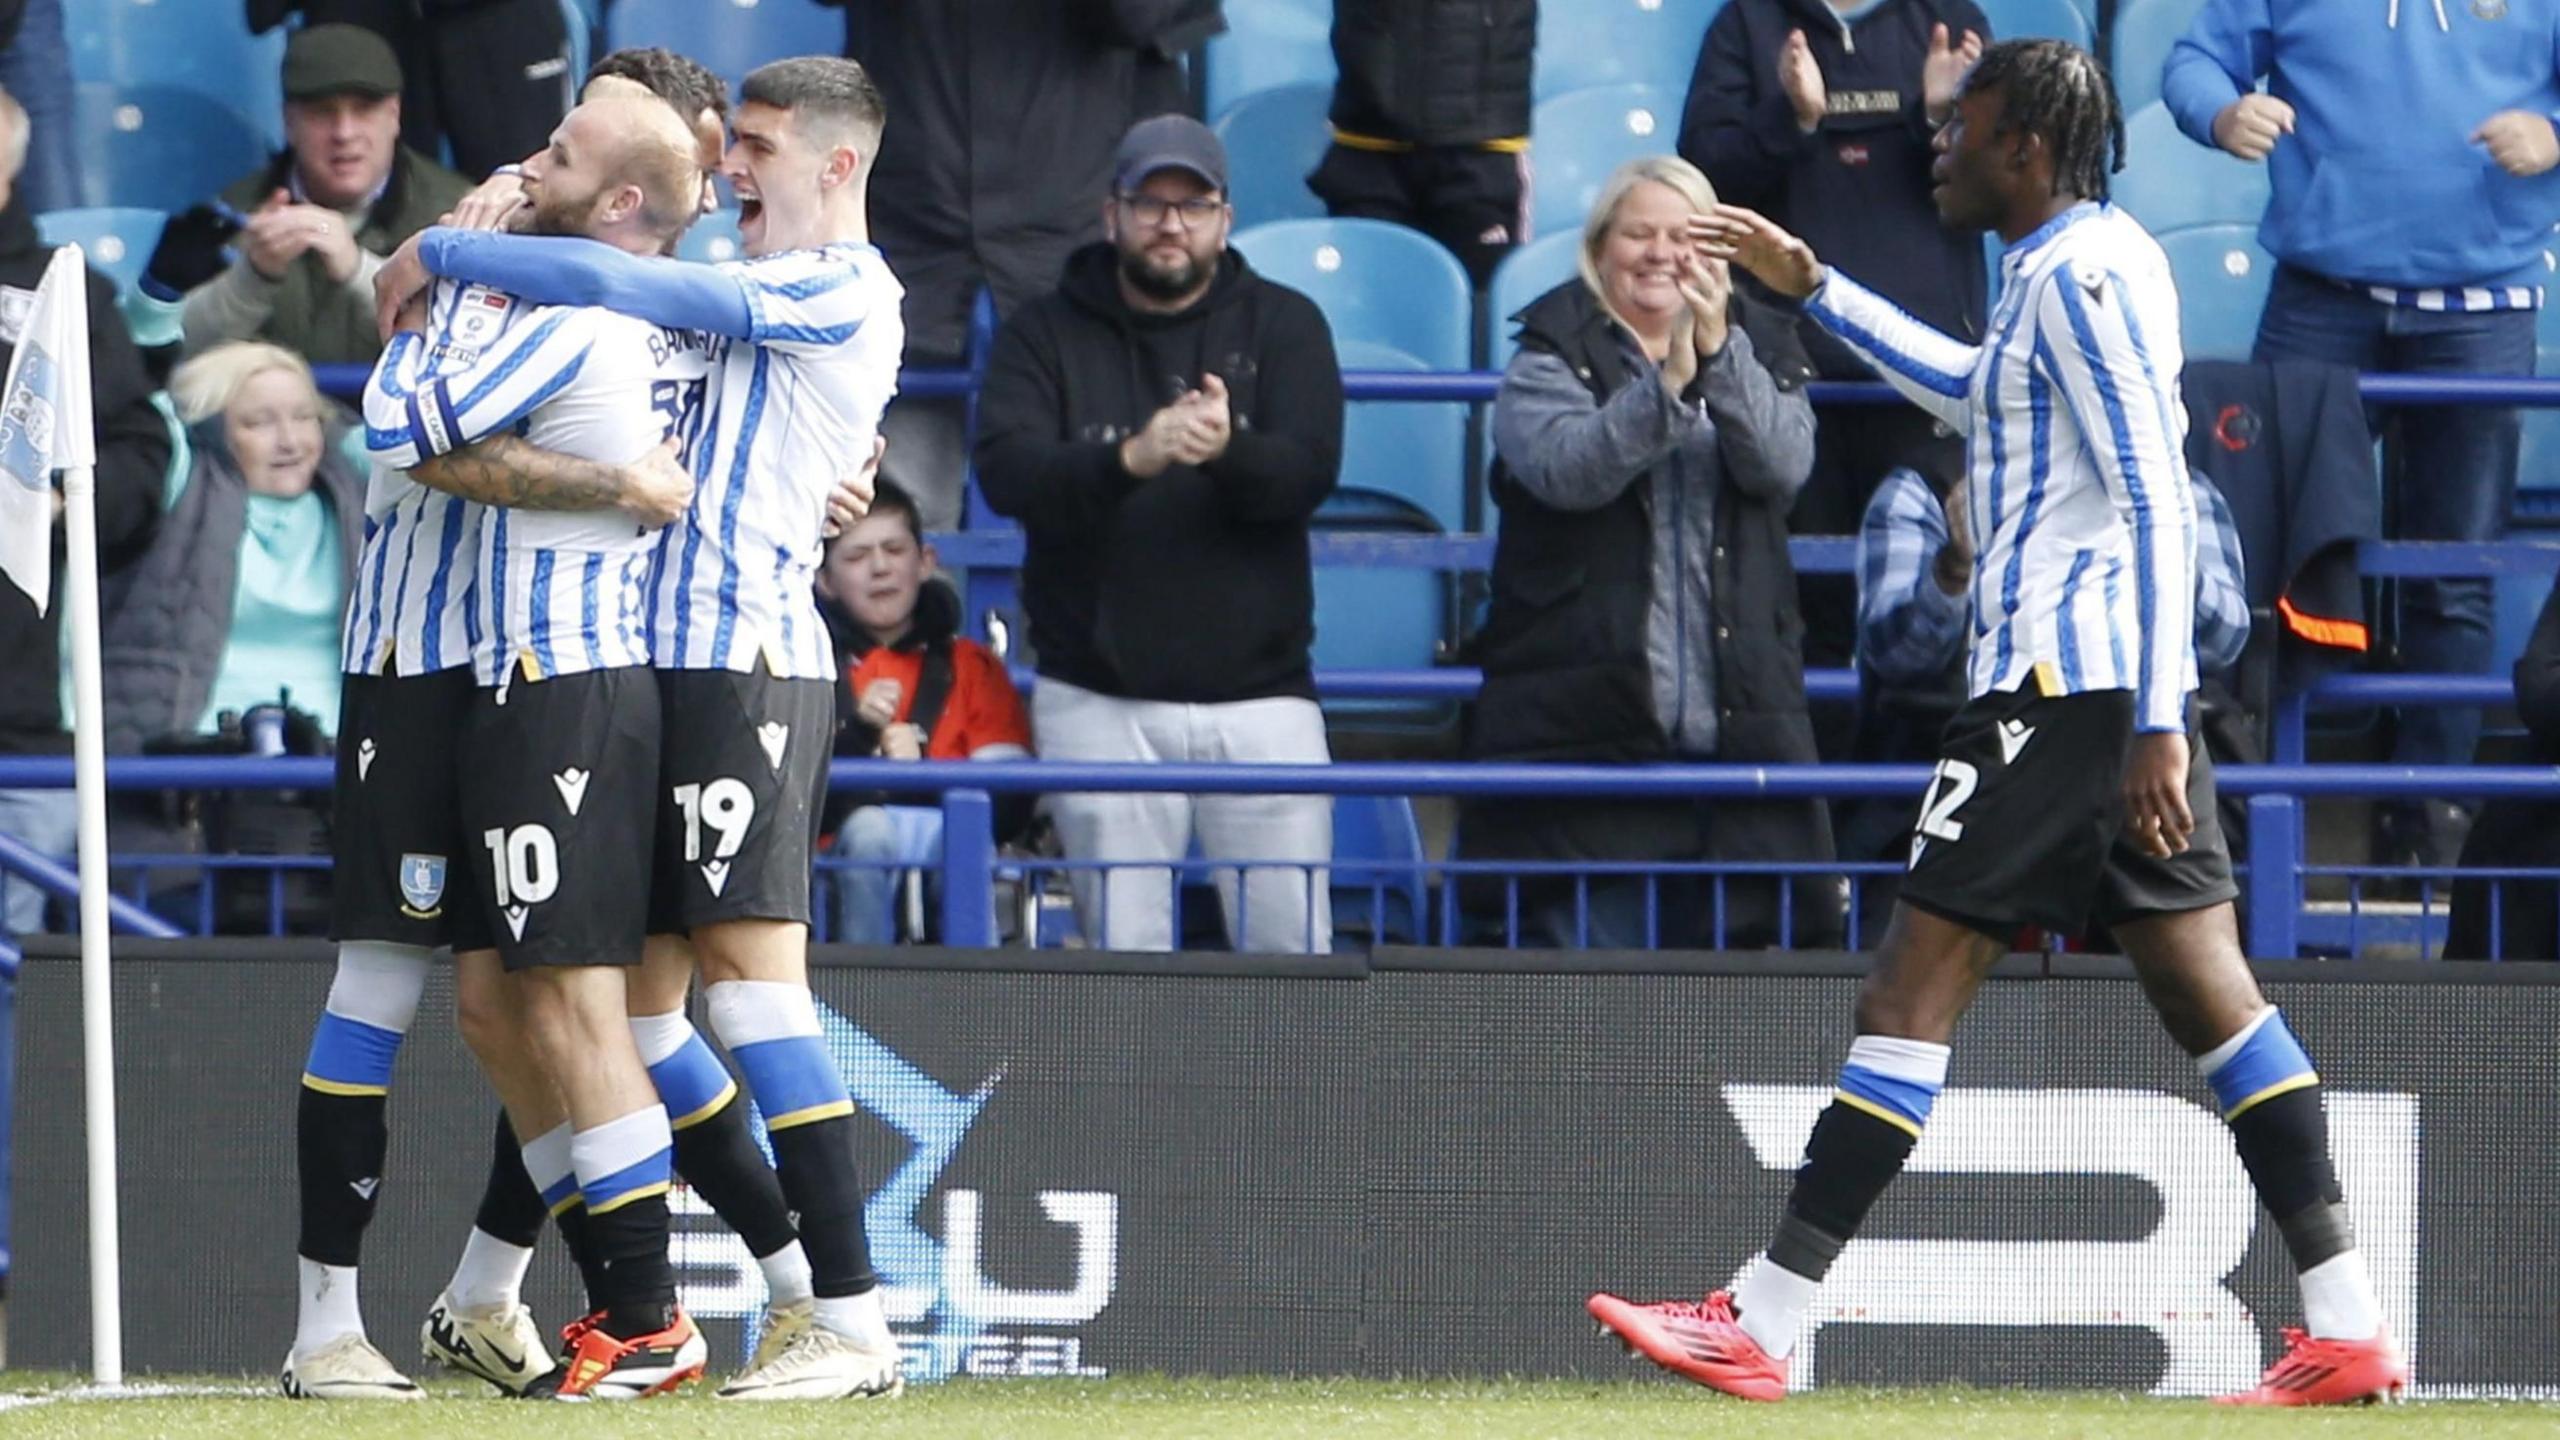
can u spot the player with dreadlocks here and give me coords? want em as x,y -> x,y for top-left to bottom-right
1584,40 -> 2407,1406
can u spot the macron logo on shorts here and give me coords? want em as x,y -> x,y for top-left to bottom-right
1997,719 -> 2036,766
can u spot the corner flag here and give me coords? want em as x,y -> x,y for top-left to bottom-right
0,245 -> 96,614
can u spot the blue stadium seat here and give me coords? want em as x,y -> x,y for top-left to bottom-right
606,0 -> 843,86
1534,0 -> 1721,104
1311,491 -> 1450,726
2115,101 -> 2269,234
677,209 -> 746,263
69,0 -> 286,150
1337,340 -> 1468,534
1528,84 -> 1676,240
1332,795 -> 1428,943
2111,0 -> 2208,117
1229,218 -> 1472,367
1976,0 -> 2094,48
1213,84 -> 1332,229
1202,0 -> 1332,119
71,85 -> 269,214
2155,223 -> 2274,362
35,209 -> 165,296
1485,229 -> 1582,369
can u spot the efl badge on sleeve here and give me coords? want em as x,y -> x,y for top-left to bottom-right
399,852 -> 447,919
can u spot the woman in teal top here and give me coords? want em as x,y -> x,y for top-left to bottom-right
100,342 -> 363,753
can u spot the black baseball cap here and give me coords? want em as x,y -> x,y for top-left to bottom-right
283,24 -> 404,102
1112,114 -> 1227,195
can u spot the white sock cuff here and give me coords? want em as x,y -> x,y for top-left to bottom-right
1844,1034 -> 1951,1087
704,980 -> 821,1049
520,1122 -> 576,1192
570,1105 -> 673,1183
2197,1005 -> 2279,1077
325,941 -> 433,1033
628,1009 -> 696,1067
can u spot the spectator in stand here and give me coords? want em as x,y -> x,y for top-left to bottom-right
0,86 -> 172,937
0,1 -> 70,214
1845,464 -> 2254,941
1679,0 -> 1990,750
100,342 -> 360,756
977,115 -> 1343,955
247,0 -> 577,179
1311,1 -> 1535,287
2165,2 -> 2560,873
816,478 -> 1033,945
1461,156 -> 1834,951
827,0 -> 1228,530
2450,572 -> 2560,959
141,25 -> 470,369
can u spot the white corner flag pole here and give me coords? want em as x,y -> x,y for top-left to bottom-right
0,244 -> 121,1386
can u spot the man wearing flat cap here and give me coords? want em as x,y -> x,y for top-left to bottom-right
169,23 -> 469,367
976,114 -> 1347,956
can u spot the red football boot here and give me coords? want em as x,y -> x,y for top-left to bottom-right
2216,1326 -> 2407,1406
1587,1289 -> 1789,1402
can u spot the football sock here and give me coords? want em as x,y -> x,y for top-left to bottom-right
2199,1007 -> 2383,1340
446,1227 -> 535,1315
570,1106 -> 678,1339
474,1111 -> 548,1250
295,942 -> 430,1270
631,1008 -> 804,1267
761,1242 -> 817,1308
523,1119 -> 604,1309
293,1257 -> 366,1354
706,981 -> 879,1305
813,1287 -> 897,1352
1739,1035 -> 1948,1360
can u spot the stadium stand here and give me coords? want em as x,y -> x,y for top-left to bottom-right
1213,83 -> 1333,229
1200,0 -> 1332,119
68,84 -> 269,214
2110,0 -> 2209,116
1532,0 -> 1721,103
1334,339 -> 1469,534
1525,84 -> 1676,241
605,0 -> 843,86
1230,217 -> 1474,370
677,208 -> 746,263
1331,794 -> 1429,942
35,208 -> 165,297
1485,229 -> 1582,368
1975,0 -> 2095,48
2113,101 -> 2270,234
2155,223 -> 2275,362
67,0 -> 287,149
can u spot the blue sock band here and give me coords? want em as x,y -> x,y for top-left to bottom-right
1833,1035 -> 1950,1137
302,1011 -> 405,1095
581,1148 -> 672,1214
540,1175 -> 582,1216
2203,1009 -> 2318,1119
733,1034 -> 854,1131
649,1031 -> 740,1131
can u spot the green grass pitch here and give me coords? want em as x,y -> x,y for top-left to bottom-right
4,1375 -> 2557,1439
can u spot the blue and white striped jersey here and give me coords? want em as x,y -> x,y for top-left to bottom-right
343,278 -> 489,677
363,275 -> 712,688
1809,202 -> 2200,733
649,244 -> 903,679
1855,465 -> 2251,686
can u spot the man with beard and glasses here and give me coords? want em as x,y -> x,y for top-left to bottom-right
976,114 -> 1345,954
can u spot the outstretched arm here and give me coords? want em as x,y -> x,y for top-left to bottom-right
411,433 -> 692,525
376,228 -> 756,340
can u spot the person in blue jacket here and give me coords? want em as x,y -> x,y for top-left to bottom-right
2164,0 -> 2560,870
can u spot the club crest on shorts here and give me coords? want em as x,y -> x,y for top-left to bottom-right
398,852 -> 447,918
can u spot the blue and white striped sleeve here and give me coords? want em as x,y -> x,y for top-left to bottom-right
360,328 -> 437,471
728,251 -> 872,356
1803,269 -> 1981,436
1857,467 -> 1970,684
2036,262 -> 2197,732
2191,472 -> 2251,674
363,302 -> 601,468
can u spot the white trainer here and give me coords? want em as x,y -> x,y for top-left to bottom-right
280,1333 -> 424,1400
741,1296 -> 814,1380
714,1322 -> 903,1402
420,1290 -> 556,1395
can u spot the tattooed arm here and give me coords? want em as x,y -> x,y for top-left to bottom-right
410,434 -> 693,526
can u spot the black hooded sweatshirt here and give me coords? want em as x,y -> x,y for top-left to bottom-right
975,243 -> 1344,704
0,197 -> 170,752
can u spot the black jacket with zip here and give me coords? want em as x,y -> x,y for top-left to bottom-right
1678,0 -> 1992,377
976,244 -> 1344,705
1328,0 -> 1536,148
